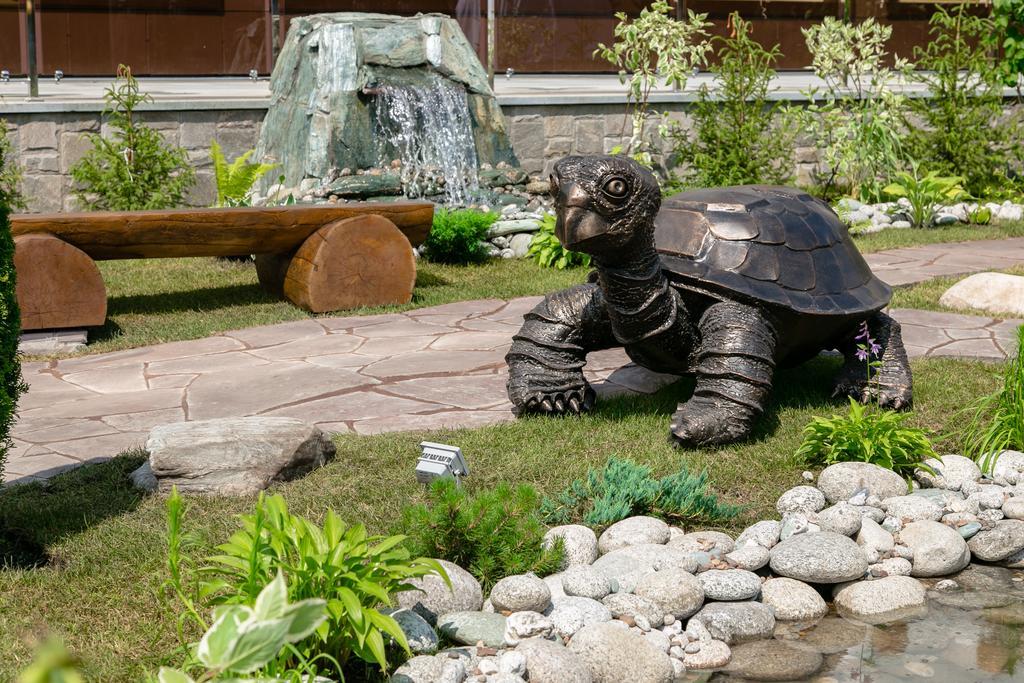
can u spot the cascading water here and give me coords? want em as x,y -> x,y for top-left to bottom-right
372,74 -> 482,205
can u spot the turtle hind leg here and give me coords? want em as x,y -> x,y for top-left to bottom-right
506,283 -> 618,416
671,301 -> 777,448
832,311 -> 913,410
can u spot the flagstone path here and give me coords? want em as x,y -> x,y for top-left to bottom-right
8,238 -> 1024,485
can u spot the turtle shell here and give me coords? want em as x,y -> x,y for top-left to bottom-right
653,185 -> 890,316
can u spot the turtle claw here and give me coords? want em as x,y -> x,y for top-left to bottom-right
515,385 -> 595,417
670,399 -> 755,448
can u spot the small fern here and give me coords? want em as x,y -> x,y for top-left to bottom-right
211,141 -> 277,207
528,214 -> 591,270
540,457 -> 740,529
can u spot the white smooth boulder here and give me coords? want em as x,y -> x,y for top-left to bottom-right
939,272 -> 1024,317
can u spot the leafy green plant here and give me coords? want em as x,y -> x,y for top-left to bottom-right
211,141 -> 276,207
540,457 -> 740,529
796,398 -> 936,478
17,640 -> 83,683
960,326 -> 1024,473
967,204 -> 993,225
159,573 -> 328,682
795,17 -> 909,202
904,4 -> 1023,198
71,65 -> 195,210
397,479 -> 563,591
665,13 -> 795,188
0,120 -> 24,211
594,1 -> 712,160
528,213 -> 591,270
883,164 -> 967,228
992,0 -> 1024,97
423,208 -> 497,264
166,489 -> 445,679
0,127 -> 24,480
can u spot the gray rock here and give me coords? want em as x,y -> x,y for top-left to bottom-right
724,640 -> 824,681
760,577 -> 828,621
601,593 -> 665,625
397,560 -> 483,625
969,519 -> 1024,561
817,502 -> 864,536
770,531 -> 869,583
547,596 -> 612,639
833,576 -> 927,621
691,602 -> 776,644
390,655 -> 466,683
503,610 -> 553,645
669,530 -> 735,554
780,512 -> 816,540
724,544 -> 770,571
993,451 -> 1024,483
437,611 -> 508,648
958,521 -> 983,539
698,569 -> 761,601
542,573 -> 565,600
591,543 -> 698,593
327,173 -> 403,198
776,486 -> 827,515
516,637 -> 593,683
138,417 -> 334,495
882,495 -> 943,523
498,651 -> 528,677
561,565 -> 611,601
818,462 -> 908,504
735,520 -> 781,549
896,520 -> 970,576
681,639 -> 732,669
1004,497 -> 1024,520
916,454 -> 981,491
933,213 -> 959,226
508,233 -> 534,258
382,608 -> 439,654
597,516 -> 670,554
870,557 -> 913,577
544,525 -> 599,568
634,570 -> 705,620
567,622 -> 673,683
891,220 -> 913,229
856,517 -> 895,556
486,219 -> 542,238
491,574 -> 551,614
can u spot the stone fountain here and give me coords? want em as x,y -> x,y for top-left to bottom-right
255,12 -> 518,205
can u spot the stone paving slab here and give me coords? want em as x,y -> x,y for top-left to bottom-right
6,239 -> 1024,485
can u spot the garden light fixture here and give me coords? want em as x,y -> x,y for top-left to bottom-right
416,441 -> 469,485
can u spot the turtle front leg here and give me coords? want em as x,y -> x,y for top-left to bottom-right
506,283 -> 618,415
671,302 -> 777,447
833,311 -> 913,410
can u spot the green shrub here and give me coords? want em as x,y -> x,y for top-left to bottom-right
160,573 -> 329,682
397,479 -> 563,591
541,457 -> 741,529
882,165 -> 967,228
960,326 -> 1024,473
993,0 -> 1024,96
796,398 -> 936,478
528,213 -> 591,270
665,13 -> 795,188
0,125 -> 24,480
0,120 -> 24,211
165,489 -> 444,678
423,208 -> 497,264
904,5 -> 1023,198
211,141 -> 276,207
71,65 -> 195,210
594,1 -> 711,160
795,17 -> 909,202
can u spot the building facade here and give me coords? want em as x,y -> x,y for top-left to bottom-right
0,0 -> 990,78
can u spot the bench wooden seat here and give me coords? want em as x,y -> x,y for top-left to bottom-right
12,202 -> 434,331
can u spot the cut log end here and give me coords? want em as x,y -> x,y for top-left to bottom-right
283,214 -> 416,313
14,233 -> 107,331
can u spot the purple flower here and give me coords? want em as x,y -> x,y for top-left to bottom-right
855,348 -> 870,362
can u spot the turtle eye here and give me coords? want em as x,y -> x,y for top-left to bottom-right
602,176 -> 629,201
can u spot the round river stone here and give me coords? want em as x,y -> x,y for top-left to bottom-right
567,622 -> 673,683
724,640 -> 824,681
770,531 -> 869,583
897,520 -> 970,577
817,462 -> 907,504
760,577 -> 828,621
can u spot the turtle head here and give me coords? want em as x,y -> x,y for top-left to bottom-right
550,155 -> 661,261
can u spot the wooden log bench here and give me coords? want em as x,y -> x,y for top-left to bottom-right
11,202 -> 434,331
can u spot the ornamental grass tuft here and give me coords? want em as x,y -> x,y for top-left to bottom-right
960,325 -> 1024,473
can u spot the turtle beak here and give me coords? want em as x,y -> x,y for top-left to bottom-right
555,181 -> 611,251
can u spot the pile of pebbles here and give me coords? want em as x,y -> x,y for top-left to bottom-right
389,450 -> 1024,683
835,197 -> 1024,233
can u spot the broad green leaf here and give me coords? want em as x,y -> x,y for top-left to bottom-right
224,617 -> 291,673
282,599 -> 329,643
196,608 -> 245,669
157,668 -> 196,683
252,572 -> 288,621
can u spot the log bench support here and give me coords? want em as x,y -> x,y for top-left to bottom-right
12,202 -> 432,331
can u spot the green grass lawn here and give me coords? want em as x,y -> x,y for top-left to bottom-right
23,220 -> 1024,359
0,355 -> 1004,681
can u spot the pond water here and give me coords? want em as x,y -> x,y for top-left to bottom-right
692,565 -> 1024,682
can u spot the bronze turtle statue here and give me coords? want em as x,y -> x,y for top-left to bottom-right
506,155 -> 913,447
